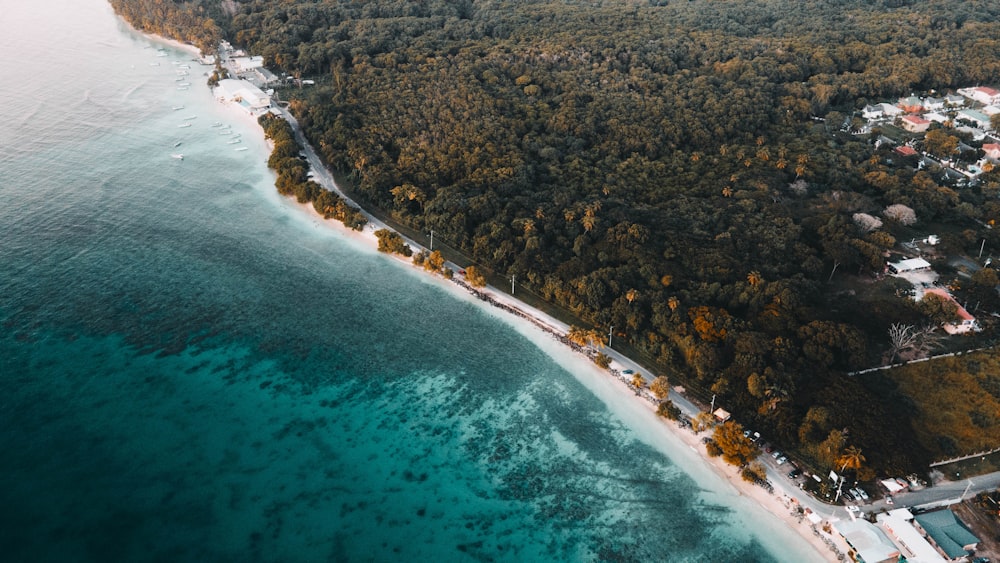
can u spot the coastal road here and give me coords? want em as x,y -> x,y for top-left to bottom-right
265,101 -> 1000,526
861,471 -> 1000,515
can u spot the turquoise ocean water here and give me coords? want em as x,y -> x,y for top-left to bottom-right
0,1 -> 822,561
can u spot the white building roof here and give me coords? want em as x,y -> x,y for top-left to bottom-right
877,512 -> 946,562
889,257 -> 931,272
835,519 -> 900,563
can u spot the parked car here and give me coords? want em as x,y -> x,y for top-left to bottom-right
776,456 -> 788,465
788,468 -> 801,479
885,496 -> 893,505
764,444 -> 774,453
751,432 -> 761,443
771,450 -> 782,459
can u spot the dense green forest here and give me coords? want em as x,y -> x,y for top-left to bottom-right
111,0 -> 1000,477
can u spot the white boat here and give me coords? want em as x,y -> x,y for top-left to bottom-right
234,147 -> 248,151
219,130 -> 232,135
171,153 -> 184,160
227,139 -> 241,144
211,122 -> 222,127
177,82 -> 190,87
183,115 -> 197,120
173,141 -> 182,147
172,105 -> 184,110
178,123 -> 192,128
177,86 -> 188,91
149,62 -> 160,66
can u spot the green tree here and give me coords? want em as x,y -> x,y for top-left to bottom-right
712,422 -> 759,467
649,375 -> 671,400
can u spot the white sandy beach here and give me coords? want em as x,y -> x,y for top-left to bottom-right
197,63 -> 851,562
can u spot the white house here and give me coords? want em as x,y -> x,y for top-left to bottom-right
834,519 -> 900,563
863,103 -> 903,120
214,78 -> 271,116
923,97 -> 946,111
888,257 -> 931,274
231,55 -> 264,73
877,510 -> 947,563
958,86 -> 1000,106
924,112 -> 948,124
945,94 -> 966,107
956,109 -> 991,129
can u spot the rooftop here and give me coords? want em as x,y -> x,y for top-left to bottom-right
914,509 -> 979,559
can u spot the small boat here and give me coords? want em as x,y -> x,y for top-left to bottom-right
234,147 -> 248,152
172,105 -> 184,110
171,153 -> 184,160
227,138 -> 241,144
149,62 -> 160,66
211,122 -> 222,127
178,64 -> 190,70
173,141 -> 182,147
175,77 -> 185,82
183,115 -> 197,120
177,123 -> 192,128
177,82 -> 190,87
176,86 -> 188,91
219,129 -> 232,135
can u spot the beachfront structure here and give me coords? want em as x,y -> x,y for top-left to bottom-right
900,115 -> 931,133
834,519 -> 900,563
877,509 -> 947,563
231,55 -> 264,73
898,96 -> 923,113
913,510 -> 979,561
922,288 -> 979,334
887,257 -> 931,274
958,86 -> 1000,106
214,79 -> 271,116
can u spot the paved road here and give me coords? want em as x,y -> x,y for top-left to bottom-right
266,98 -> 1000,523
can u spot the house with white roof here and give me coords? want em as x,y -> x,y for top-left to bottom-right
958,86 -> 1000,106
945,94 -> 966,107
214,78 -> 271,116
863,103 -> 904,120
834,519 -> 900,563
923,97 -> 946,111
888,257 -> 931,274
877,509 -> 947,563
924,112 -> 949,124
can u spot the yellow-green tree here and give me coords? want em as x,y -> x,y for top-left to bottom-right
649,376 -> 671,400
712,422 -> 759,466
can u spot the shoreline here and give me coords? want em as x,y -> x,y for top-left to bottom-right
146,29 -> 849,561
264,121 -> 848,563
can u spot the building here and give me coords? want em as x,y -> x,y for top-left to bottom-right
231,55 -> 264,73
924,112 -> 949,124
863,103 -> 904,120
888,257 -> 931,274
913,509 -> 979,561
877,509 -> 947,563
834,519 -> 900,563
895,145 -> 919,157
945,94 -> 966,107
984,143 -> 1000,160
923,97 -> 946,111
957,109 -> 992,129
958,86 -> 1000,106
899,96 -> 924,113
214,78 -> 271,116
901,115 -> 931,133
923,288 -> 979,334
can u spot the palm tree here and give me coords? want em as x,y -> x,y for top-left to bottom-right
837,445 -> 866,473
